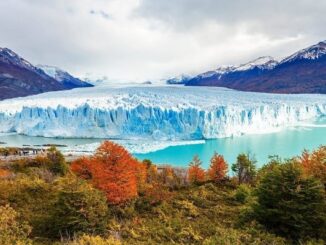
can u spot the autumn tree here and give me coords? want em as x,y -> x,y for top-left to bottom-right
146,163 -> 159,184
71,141 -> 140,204
300,146 -> 326,186
207,152 -> 228,182
136,161 -> 148,194
232,153 -> 257,185
188,155 -> 205,184
157,167 -> 173,187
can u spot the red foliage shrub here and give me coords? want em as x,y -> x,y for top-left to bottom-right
187,155 -> 205,184
71,141 -> 140,204
143,183 -> 174,205
0,169 -> 12,179
207,152 -> 228,182
300,146 -> 326,185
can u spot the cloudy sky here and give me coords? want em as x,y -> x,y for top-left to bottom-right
0,0 -> 325,82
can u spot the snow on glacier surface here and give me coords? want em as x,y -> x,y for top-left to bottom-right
0,85 -> 325,140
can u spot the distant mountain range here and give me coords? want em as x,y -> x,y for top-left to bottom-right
0,48 -> 92,100
1,41 -> 325,100
37,65 -> 92,89
170,40 -> 326,94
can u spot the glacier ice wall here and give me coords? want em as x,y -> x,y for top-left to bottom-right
0,85 -> 325,140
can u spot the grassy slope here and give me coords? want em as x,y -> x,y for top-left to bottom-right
111,183 -> 286,245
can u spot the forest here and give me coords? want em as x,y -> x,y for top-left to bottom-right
0,142 -> 325,245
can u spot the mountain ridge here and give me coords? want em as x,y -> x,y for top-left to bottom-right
37,65 -> 93,89
171,40 -> 326,94
0,48 -> 92,100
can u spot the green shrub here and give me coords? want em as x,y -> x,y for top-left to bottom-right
256,155 -> 282,183
174,200 -> 199,217
232,153 -> 257,185
0,175 -> 53,236
234,184 -> 251,204
68,234 -> 121,245
109,201 -> 137,219
301,239 -> 325,245
253,161 -> 326,241
47,146 -> 69,176
11,147 -> 68,177
203,226 -> 286,245
0,205 -> 32,245
49,176 -> 109,238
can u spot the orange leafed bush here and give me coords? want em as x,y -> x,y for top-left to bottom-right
71,141 -> 140,204
208,152 -> 228,182
143,183 -> 174,205
70,157 -> 93,180
188,155 -> 205,184
160,167 -> 176,187
300,146 -> 326,185
135,162 -> 148,193
146,164 -> 158,183
188,166 -> 205,184
0,169 -> 12,179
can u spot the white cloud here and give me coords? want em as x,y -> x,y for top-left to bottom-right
0,0 -> 325,82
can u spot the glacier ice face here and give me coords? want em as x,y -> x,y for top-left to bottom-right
0,85 -> 325,140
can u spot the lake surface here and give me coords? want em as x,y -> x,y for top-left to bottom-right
135,125 -> 326,168
0,122 -> 325,169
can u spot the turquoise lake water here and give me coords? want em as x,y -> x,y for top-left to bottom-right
0,123 -> 325,169
134,125 -> 326,168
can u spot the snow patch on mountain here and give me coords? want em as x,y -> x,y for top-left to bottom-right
37,65 -> 59,79
37,65 -> 92,88
235,56 -> 278,71
281,41 -> 326,64
188,56 -> 278,81
213,56 -> 278,74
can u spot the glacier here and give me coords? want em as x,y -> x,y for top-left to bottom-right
0,85 -> 325,140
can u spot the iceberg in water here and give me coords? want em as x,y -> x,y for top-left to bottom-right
0,85 -> 325,140
62,140 -> 206,155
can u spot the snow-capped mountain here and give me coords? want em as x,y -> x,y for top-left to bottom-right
0,47 -> 39,73
37,65 -> 92,89
168,56 -> 278,85
0,47 -> 92,100
0,86 -> 325,140
0,48 -> 65,100
233,56 -> 278,72
182,40 -> 326,93
202,56 -> 277,77
281,40 -> 326,64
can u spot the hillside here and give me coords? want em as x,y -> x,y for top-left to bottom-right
0,143 -> 325,244
0,48 -> 92,100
